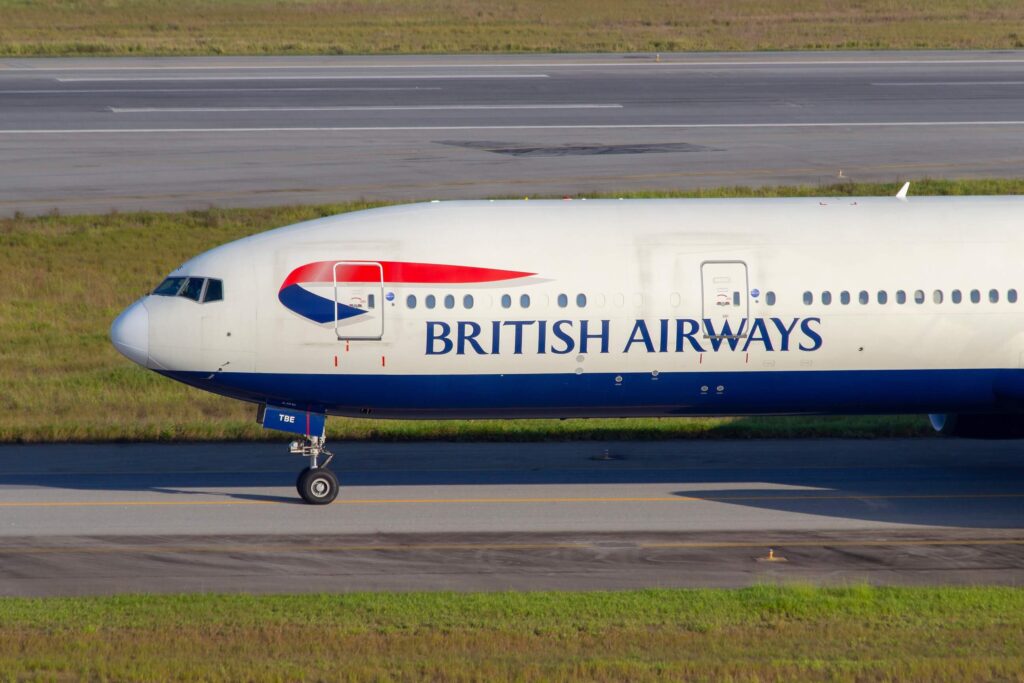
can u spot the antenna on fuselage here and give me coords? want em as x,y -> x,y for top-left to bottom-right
895,181 -> 910,201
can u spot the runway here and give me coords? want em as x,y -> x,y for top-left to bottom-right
2,51 -> 1024,215
1,438 -> 1022,595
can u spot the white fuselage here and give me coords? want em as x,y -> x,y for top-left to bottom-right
110,197 -> 1024,420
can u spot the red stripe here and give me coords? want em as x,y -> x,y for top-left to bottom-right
281,261 -> 535,289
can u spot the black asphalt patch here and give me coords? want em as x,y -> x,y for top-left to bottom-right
437,140 -> 721,156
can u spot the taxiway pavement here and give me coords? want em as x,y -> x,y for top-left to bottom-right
0,438 -> 1021,595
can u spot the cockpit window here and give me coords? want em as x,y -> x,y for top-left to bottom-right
180,277 -> 204,302
203,279 -> 223,303
152,276 -> 224,303
152,277 -> 187,296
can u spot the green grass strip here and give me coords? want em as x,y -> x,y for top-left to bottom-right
2,0 -> 1024,56
1,586 -> 1023,681
1,178 -> 1021,443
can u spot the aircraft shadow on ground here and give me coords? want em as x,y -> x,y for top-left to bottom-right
667,486 -> 1024,530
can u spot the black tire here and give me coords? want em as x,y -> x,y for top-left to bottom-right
297,467 -> 339,505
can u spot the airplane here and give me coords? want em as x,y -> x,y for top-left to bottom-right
110,190 -> 1024,504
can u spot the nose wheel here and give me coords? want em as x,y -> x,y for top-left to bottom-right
290,435 -> 338,505
297,467 -> 338,505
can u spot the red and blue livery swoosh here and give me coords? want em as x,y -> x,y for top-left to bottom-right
279,260 -> 536,324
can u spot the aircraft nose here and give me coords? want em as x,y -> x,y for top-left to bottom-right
110,299 -> 150,367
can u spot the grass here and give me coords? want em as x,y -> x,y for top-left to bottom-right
1,0 -> 1024,57
1,586 -> 1023,681
2,177 -> 1022,443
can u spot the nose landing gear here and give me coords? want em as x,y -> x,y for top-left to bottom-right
290,436 -> 338,505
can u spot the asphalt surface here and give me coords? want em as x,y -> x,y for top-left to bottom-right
2,51 -> 1024,215
0,438 -> 1022,595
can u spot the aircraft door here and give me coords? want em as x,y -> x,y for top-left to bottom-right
333,261 -> 384,340
700,261 -> 749,339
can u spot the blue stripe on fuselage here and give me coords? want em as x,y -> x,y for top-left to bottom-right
159,368 -> 1024,419
278,284 -> 367,324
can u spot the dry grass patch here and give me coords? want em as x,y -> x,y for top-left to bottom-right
1,0 -> 1023,56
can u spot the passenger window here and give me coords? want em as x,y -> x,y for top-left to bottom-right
1009,289 -> 1019,303
989,289 -> 999,303
765,291 -> 776,306
933,290 -> 943,304
821,291 -> 832,305
970,289 -> 981,304
203,279 -> 223,303
406,294 -> 417,309
896,290 -> 906,304
803,291 -> 813,305
426,295 -> 436,309
557,294 -> 568,308
367,293 -> 376,309
877,291 -> 888,305
152,276 -> 186,296
501,294 -> 511,309
180,277 -> 204,302
951,289 -> 962,304
463,294 -> 474,309
914,290 -> 925,304
576,293 -> 587,308
442,294 -> 454,309
520,294 -> 531,308
840,291 -> 850,305
858,290 -> 869,305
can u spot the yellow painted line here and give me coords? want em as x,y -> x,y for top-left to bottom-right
0,491 -> 1019,507
2,538 -> 1023,556
0,500 -> 278,508
1,492 -> 1023,508
352,496 -> 691,504
341,492 -> 1024,504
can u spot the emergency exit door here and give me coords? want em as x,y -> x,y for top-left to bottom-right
333,261 -> 384,340
700,261 -> 748,339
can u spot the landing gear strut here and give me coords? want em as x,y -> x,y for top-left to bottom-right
290,435 -> 338,505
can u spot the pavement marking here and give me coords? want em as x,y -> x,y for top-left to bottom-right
0,500 -> 279,507
0,87 -> 444,94
0,492 -> 1021,508
2,538 -> 1023,555
3,121 -> 1024,134
873,81 -> 1024,86
55,74 -> 551,82
108,104 -> 623,113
